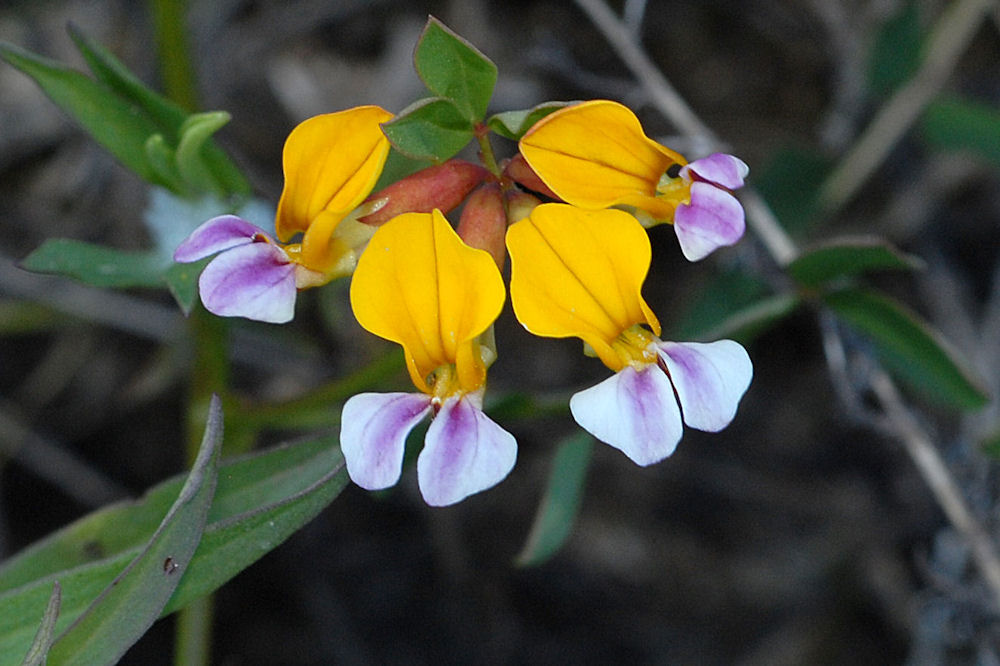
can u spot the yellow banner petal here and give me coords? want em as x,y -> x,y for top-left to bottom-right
506,204 -> 660,370
519,100 -> 684,219
350,210 -> 505,394
275,105 -> 392,243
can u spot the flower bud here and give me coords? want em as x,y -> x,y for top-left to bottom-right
457,182 -> 507,269
359,159 -> 489,226
504,153 -> 559,199
504,188 -> 541,225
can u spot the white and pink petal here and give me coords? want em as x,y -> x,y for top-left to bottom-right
569,365 -> 683,466
657,340 -> 752,432
680,153 -> 749,190
673,182 -> 746,261
173,215 -> 268,263
197,241 -> 297,323
341,392 -> 433,491
417,395 -> 517,507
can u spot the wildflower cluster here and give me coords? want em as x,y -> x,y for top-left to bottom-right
174,28 -> 753,507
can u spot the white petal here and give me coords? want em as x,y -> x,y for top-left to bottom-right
340,392 -> 432,490
657,340 -> 752,432
197,242 -> 296,323
673,183 -> 746,261
173,215 -> 265,262
569,365 -> 682,466
417,396 -> 517,506
680,153 -> 749,190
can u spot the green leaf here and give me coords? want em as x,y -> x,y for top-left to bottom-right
0,431 -> 349,664
165,259 -> 207,316
982,430 -> 1000,459
19,583 -> 60,666
3,29 -> 249,199
922,96 -> 1000,168
487,102 -> 572,140
788,236 -> 924,288
0,41 -> 164,183
699,294 -> 801,344
19,240 -> 166,289
672,269 -> 775,341
381,97 -> 474,162
515,433 -> 593,567
145,133 -> 187,193
867,1 -> 922,97
823,287 -> 989,410
756,146 -> 833,236
70,24 -> 250,199
373,148 -> 435,191
45,394 -> 222,664
414,17 -> 497,123
67,23 -> 187,139
175,111 -> 233,194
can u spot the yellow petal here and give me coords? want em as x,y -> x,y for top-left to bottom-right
350,210 -> 506,394
275,105 -> 392,247
519,100 -> 685,220
506,203 -> 660,371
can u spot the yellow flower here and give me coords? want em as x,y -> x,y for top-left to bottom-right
342,209 -> 516,506
518,100 -> 748,261
276,105 -> 393,280
174,105 -> 392,323
506,203 -> 659,372
506,203 -> 752,466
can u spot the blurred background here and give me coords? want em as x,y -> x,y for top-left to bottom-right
1,0 -> 999,663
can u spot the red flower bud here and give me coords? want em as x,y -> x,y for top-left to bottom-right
503,153 -> 559,200
457,182 -> 507,270
359,159 -> 489,226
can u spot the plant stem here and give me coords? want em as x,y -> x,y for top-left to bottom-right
149,0 -> 226,662
151,0 -> 199,111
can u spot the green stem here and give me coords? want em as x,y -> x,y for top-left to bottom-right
151,0 -> 199,111
149,2 -> 221,664
475,124 -> 502,177
173,594 -> 213,665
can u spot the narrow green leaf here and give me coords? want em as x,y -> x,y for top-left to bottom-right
67,23 -> 187,139
0,41 -> 161,181
981,430 -> 1000,459
788,236 -> 924,288
45,394 -> 222,664
824,287 -> 989,410
922,96 -> 1000,168
414,17 -> 497,122
69,25 -> 250,198
699,293 -> 801,344
176,111 -> 232,194
756,147 -> 832,235
381,97 -> 474,162
0,431 -> 348,664
19,583 -> 60,666
145,133 -> 187,194
867,1 -> 922,96
515,433 -> 593,567
672,269 -> 774,341
19,239 -> 165,289
487,102 -> 572,140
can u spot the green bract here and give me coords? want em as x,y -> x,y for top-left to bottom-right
414,16 -> 497,123
381,97 -> 475,162
488,102 -> 572,140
